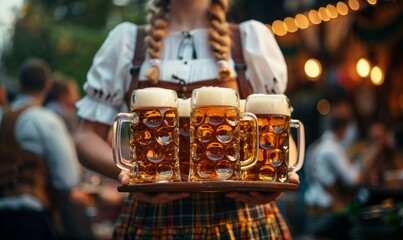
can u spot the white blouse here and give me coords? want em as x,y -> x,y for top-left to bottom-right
76,20 -> 287,125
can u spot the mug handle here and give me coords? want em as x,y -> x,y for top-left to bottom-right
112,112 -> 139,172
289,119 -> 305,172
240,112 -> 259,170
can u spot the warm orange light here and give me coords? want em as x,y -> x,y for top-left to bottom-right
356,58 -> 371,78
308,10 -> 322,25
284,17 -> 298,33
370,66 -> 384,86
272,20 -> 287,36
348,0 -> 360,11
367,0 -> 377,5
337,2 -> 349,16
295,13 -> 310,29
304,58 -> 322,80
318,7 -> 331,22
326,4 -> 339,19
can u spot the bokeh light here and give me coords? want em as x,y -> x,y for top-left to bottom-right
356,58 -> 371,78
337,2 -> 349,15
272,20 -> 288,36
295,13 -> 310,29
348,0 -> 360,11
317,99 -> 331,115
370,66 -> 384,86
326,4 -> 339,19
304,58 -> 322,80
318,7 -> 331,22
284,17 -> 298,33
308,10 -> 322,25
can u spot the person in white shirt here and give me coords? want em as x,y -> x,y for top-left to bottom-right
304,103 -> 361,238
0,58 -> 81,239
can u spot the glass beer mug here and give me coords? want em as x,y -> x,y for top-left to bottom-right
189,87 -> 259,181
178,98 -> 191,181
243,94 -> 305,182
112,88 -> 180,183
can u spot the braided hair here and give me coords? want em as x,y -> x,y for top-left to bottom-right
144,0 -> 232,84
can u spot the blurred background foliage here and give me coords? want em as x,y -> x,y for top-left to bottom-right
1,0 -> 150,95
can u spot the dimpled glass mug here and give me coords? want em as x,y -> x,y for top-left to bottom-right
112,88 -> 180,183
177,98 -> 191,181
188,87 -> 259,181
243,94 -> 305,182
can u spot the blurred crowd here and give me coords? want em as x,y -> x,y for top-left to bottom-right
0,58 -> 125,240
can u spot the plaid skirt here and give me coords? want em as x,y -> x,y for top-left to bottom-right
113,193 -> 291,240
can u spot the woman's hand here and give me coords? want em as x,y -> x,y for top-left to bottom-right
225,172 -> 300,205
118,171 -> 189,205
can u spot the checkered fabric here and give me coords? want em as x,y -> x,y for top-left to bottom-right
113,193 -> 291,240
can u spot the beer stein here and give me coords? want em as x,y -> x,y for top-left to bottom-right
189,87 -> 259,181
243,94 -> 305,182
178,98 -> 191,181
112,88 -> 180,183
239,99 -> 258,173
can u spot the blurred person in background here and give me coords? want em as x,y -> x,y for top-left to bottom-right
44,73 -> 96,240
45,73 -> 124,239
388,123 -> 403,186
45,73 -> 80,134
304,98 -> 362,239
359,122 -> 395,187
0,58 -> 87,240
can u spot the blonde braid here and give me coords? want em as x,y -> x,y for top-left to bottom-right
208,0 -> 232,82
144,0 -> 170,84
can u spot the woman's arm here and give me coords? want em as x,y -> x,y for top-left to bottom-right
74,120 -> 120,179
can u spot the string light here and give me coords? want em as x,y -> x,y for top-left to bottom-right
284,17 -> 298,33
318,7 -> 331,22
370,66 -> 384,86
348,0 -> 360,11
267,1 -> 379,36
268,0 -> 373,36
337,2 -> 349,16
294,13 -> 310,29
308,10 -> 322,25
271,20 -> 287,36
326,4 -> 339,19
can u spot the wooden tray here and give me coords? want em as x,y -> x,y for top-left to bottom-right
117,181 -> 298,193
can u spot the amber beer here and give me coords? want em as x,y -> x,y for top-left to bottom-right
239,99 -> 258,169
189,87 -> 258,181
112,88 -> 180,183
243,94 -> 305,182
178,98 -> 191,181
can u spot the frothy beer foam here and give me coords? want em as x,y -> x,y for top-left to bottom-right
192,87 -> 238,107
178,98 -> 191,117
131,88 -> 178,108
240,99 -> 246,113
245,94 -> 291,116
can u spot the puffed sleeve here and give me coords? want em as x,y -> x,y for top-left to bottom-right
76,22 -> 137,125
239,20 -> 287,94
